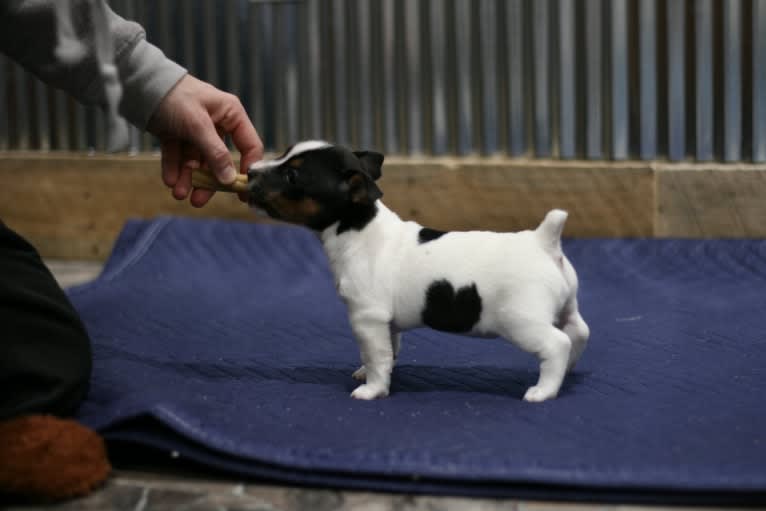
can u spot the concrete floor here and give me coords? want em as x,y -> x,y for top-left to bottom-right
19,260 -> 750,511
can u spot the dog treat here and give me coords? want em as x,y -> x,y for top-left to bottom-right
191,168 -> 249,193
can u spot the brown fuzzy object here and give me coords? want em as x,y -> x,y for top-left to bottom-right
0,415 -> 111,501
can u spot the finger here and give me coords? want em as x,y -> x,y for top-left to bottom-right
190,187 -> 215,208
181,143 -> 201,172
235,125 -> 264,175
173,162 -> 193,200
207,93 -> 264,173
161,140 -> 182,187
189,114 -> 237,185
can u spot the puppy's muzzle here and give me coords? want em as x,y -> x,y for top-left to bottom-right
247,166 -> 266,191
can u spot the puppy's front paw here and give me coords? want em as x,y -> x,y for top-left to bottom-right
352,365 -> 367,381
523,385 -> 557,403
351,384 -> 389,400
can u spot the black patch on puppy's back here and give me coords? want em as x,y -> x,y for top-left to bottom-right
422,280 -> 482,333
418,227 -> 447,244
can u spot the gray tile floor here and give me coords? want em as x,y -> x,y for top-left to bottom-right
25,260 -> 751,511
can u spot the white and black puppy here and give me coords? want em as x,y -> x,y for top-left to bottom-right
248,141 -> 589,402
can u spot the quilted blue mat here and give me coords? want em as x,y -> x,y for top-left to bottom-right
69,217 -> 766,503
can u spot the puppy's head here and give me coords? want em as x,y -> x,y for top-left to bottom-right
247,141 -> 384,232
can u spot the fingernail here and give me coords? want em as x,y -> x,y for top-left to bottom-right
218,166 -> 237,184
187,160 -> 200,169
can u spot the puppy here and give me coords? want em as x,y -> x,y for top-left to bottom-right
248,141 -> 589,402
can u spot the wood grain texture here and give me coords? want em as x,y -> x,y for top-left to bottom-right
0,153 -> 253,259
379,158 -> 653,237
4,153 -> 766,259
655,167 -> 766,238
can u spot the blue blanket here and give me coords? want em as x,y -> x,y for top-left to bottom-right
70,217 -> 766,503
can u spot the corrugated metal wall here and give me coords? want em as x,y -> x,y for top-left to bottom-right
1,0 -> 765,161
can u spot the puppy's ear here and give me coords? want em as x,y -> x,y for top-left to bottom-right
353,151 -> 384,181
343,170 -> 383,204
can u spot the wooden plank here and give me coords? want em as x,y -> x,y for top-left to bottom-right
0,153 -> 253,259
656,166 -> 766,237
0,154 -> 656,259
379,159 -> 653,238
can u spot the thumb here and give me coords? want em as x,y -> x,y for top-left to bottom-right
191,116 -> 237,184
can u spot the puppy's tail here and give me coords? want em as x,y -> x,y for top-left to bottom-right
535,209 -> 568,255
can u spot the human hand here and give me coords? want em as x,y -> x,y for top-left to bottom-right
147,74 -> 264,207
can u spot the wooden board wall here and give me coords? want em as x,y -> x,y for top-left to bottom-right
0,152 -> 764,259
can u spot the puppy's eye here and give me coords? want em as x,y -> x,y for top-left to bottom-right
285,168 -> 298,185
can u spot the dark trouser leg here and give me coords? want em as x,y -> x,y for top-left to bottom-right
0,222 -> 92,420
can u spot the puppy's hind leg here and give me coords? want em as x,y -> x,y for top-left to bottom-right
561,302 -> 589,371
497,317 -> 572,402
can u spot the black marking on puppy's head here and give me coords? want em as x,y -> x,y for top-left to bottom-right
418,227 -> 447,244
422,280 -> 482,333
247,142 -> 385,233
353,151 -> 384,180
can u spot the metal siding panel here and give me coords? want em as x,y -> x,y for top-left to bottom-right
225,0 -> 241,97
332,0 -> 349,145
356,0 -> 373,148
0,58 -> 8,150
430,0 -> 448,155
203,0 -> 218,86
695,0 -> 714,161
13,65 -> 30,150
585,0 -> 602,159
479,0 -> 499,155
281,2 -> 300,145
454,0 -> 473,155
54,90 -> 70,151
381,0 -> 398,153
306,0 -> 322,139
0,0 -> 754,163
558,0 -> 576,159
753,0 -> 766,161
248,1 -> 265,142
639,0 -> 657,159
180,0 -> 195,73
405,0 -> 423,154
94,107 -> 106,152
157,0 -> 173,61
610,0 -> 629,159
532,0 -> 551,157
507,0 -> 525,156
74,102 -> 88,151
257,2 -> 275,150
723,0 -> 742,162
667,0 -> 686,161
34,78 -> 50,151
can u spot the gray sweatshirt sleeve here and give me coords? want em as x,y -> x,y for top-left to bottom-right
0,0 -> 187,129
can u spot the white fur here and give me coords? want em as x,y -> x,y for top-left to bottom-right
320,204 -> 589,402
249,140 -> 331,173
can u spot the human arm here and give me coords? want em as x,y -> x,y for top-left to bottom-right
0,0 -> 263,205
